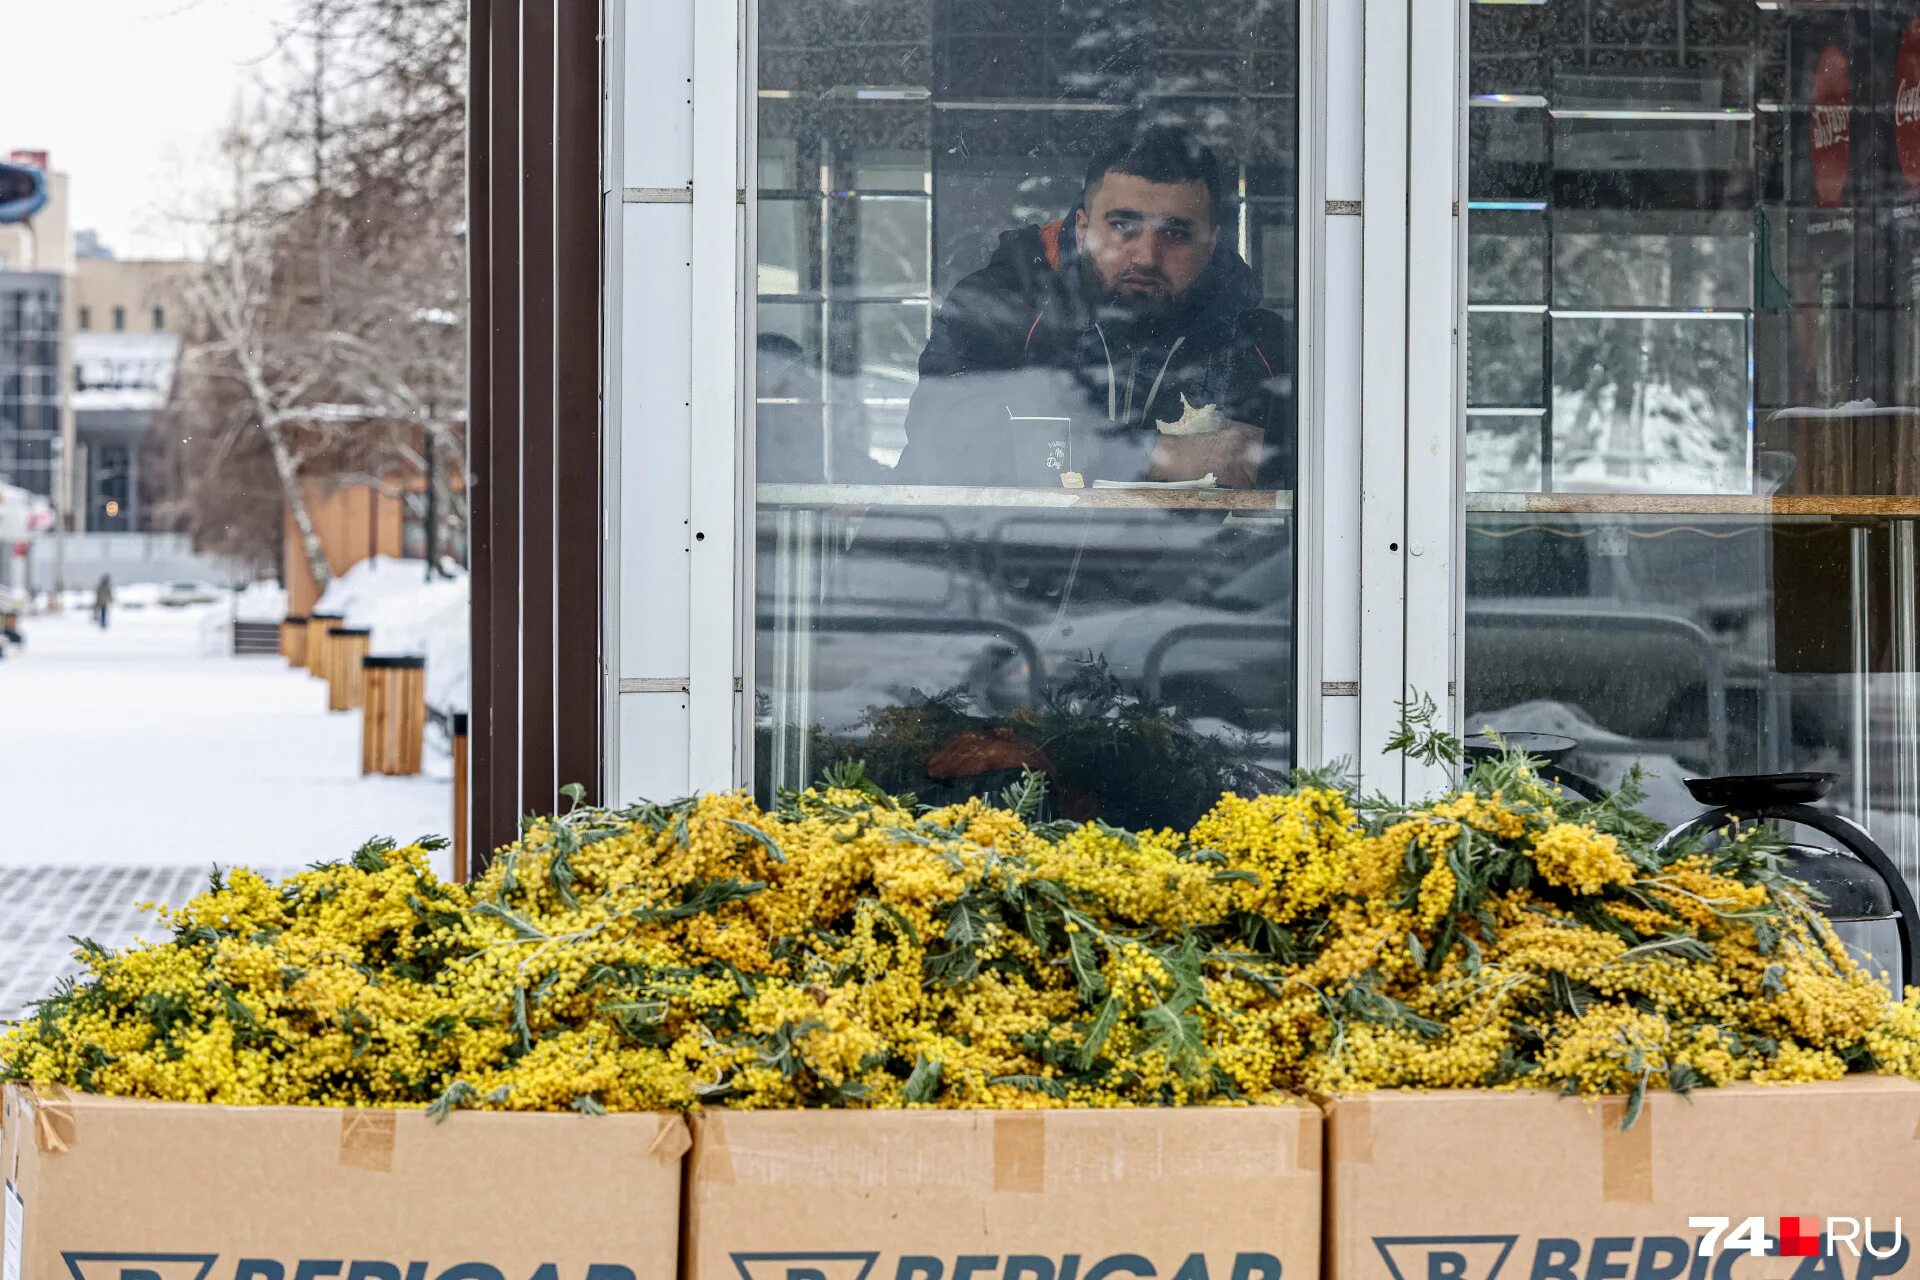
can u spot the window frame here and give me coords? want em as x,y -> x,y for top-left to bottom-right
600,0 -> 1481,807
726,0 -> 1335,798
1348,0 -> 1469,800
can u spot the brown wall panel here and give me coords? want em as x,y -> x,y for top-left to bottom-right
554,0 -> 604,805
468,0 -> 606,865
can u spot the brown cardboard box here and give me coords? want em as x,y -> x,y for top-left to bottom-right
684,1106 -> 1322,1280
0,1085 -> 688,1280
1324,1076 -> 1920,1280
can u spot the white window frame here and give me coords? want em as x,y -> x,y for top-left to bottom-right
602,0 -> 1466,805
1356,0 -> 1466,799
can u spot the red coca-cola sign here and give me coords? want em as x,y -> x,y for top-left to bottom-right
1898,22 -> 1920,189
1812,46 -> 1852,207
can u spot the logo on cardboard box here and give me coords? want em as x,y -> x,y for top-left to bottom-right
62,1257 -> 639,1280
64,1255 -> 220,1280
1371,1230 -> 1909,1280
730,1255 -> 1284,1280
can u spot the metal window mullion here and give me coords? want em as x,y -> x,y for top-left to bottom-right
687,0 -> 745,792
1402,0 -> 1464,800
738,0 -> 763,792
1358,0 -> 1413,798
599,0 -> 626,801
1294,0 -> 1329,772
1318,0 -> 1367,769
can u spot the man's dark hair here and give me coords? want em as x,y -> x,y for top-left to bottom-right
1082,125 -> 1227,225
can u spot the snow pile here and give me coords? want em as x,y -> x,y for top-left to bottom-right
315,557 -> 469,714
234,580 -> 289,622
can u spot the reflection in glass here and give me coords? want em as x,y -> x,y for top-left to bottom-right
1465,1 -> 1920,906
1466,412 -> 1545,493
754,0 -> 1299,825
1467,309 -> 1546,410
1548,314 -> 1750,495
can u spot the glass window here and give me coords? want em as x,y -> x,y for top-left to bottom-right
0,275 -> 62,499
1464,3 -> 1920,904
754,0 -> 1300,826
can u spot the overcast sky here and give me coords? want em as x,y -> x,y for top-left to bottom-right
1,0 -> 294,260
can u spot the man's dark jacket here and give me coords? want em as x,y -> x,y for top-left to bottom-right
893,213 -> 1294,488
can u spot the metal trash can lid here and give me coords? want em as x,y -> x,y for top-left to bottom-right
362,654 -> 426,669
328,626 -> 372,637
1684,772 -> 1837,808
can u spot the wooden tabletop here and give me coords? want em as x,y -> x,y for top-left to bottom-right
759,483 -> 1295,512
1468,492 -> 1920,517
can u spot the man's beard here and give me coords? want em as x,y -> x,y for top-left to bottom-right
1092,274 -> 1186,330
1080,257 -> 1191,329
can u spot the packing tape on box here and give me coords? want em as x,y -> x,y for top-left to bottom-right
1336,1099 -> 1371,1166
33,1089 -> 77,1154
696,1115 -> 737,1186
992,1114 -> 1046,1193
1599,1098 -> 1654,1204
338,1109 -> 396,1172
1296,1108 -> 1323,1174
650,1114 -> 692,1164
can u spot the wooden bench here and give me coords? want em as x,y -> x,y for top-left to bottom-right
233,619 -> 282,655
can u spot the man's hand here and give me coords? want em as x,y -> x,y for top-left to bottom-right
1147,420 -> 1264,488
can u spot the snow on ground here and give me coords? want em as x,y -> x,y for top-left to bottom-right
0,604 -> 455,1020
0,604 -> 454,868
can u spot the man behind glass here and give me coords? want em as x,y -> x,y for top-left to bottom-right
894,124 -> 1292,490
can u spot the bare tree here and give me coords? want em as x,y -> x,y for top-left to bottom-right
166,0 -> 469,585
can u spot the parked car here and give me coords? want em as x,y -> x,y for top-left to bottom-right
159,579 -> 223,607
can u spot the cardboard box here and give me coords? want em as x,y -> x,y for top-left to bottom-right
0,1085 -> 689,1280
685,1106 -> 1322,1280
1324,1076 -> 1920,1280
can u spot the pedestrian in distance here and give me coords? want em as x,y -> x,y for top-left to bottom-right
94,573 -> 113,629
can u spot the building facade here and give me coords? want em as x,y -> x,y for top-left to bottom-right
0,156 -> 191,537
0,270 -> 63,503
0,157 -> 74,518
468,2 -> 1920,903
70,258 -> 189,532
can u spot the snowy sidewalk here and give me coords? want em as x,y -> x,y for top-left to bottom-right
0,604 -> 452,1020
